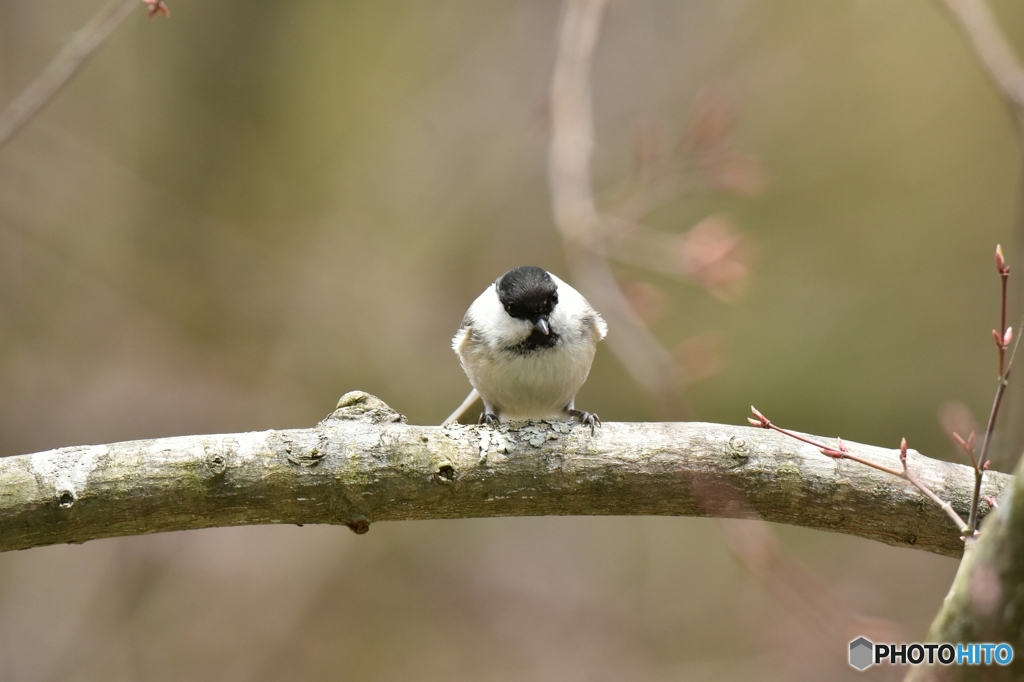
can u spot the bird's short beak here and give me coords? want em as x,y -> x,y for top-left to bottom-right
533,318 -> 550,336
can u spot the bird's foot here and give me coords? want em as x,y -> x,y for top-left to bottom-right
568,409 -> 601,435
478,412 -> 500,427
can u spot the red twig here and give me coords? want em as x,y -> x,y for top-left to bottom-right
748,407 -> 971,536
995,244 -> 1010,376
950,429 -> 978,469
967,245 -> 1018,532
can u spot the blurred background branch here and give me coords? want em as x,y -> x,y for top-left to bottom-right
0,0 -> 156,151
937,0 -> 1024,463
547,0 -> 893,661
939,0 -> 1024,133
548,0 -> 684,417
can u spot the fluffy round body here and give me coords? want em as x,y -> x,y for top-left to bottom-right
452,271 -> 607,421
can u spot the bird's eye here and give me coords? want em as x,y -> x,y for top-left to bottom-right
551,293 -> 558,304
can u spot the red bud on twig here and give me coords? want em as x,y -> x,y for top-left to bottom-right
144,0 -> 171,17
749,406 -> 769,428
837,437 -> 848,453
996,244 -> 1009,275
1004,326 -> 1013,349
993,329 -> 1003,348
900,438 -> 908,466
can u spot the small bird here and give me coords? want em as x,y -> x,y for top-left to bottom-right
447,266 -> 607,431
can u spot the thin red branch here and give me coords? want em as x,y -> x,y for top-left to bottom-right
971,371 -> 1008,531
749,407 -> 971,536
968,245 -> 1019,532
951,430 -> 978,468
995,244 -> 1010,376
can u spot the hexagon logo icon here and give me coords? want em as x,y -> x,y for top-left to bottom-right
849,637 -> 874,670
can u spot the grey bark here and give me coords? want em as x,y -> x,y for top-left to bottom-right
0,392 -> 1009,556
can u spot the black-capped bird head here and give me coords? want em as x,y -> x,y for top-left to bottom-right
496,265 -> 559,336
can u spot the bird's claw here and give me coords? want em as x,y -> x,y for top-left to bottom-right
478,412 -> 500,427
568,409 -> 600,435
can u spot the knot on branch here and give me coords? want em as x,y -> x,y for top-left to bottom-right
434,462 -> 456,484
56,488 -> 76,509
328,391 -> 406,425
344,517 -> 370,535
202,440 -> 231,476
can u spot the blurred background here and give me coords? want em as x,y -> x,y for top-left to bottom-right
0,0 -> 1021,679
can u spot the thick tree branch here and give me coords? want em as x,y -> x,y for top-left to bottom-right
0,392 -> 1008,556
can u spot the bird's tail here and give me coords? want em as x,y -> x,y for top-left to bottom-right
442,388 -> 480,425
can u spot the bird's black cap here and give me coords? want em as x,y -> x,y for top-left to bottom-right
496,266 -> 558,321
